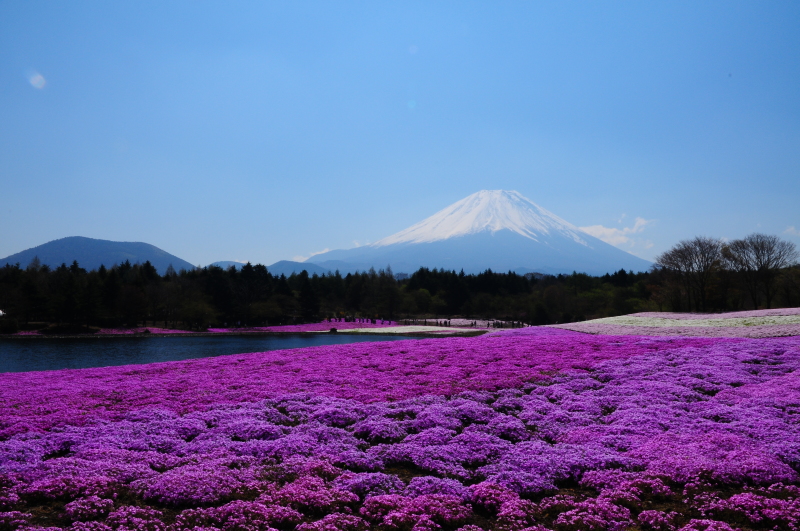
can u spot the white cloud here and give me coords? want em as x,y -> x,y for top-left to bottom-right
579,217 -> 655,249
292,248 -> 330,262
785,226 -> 800,236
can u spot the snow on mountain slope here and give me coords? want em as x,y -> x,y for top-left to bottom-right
373,190 -> 589,247
306,190 -> 652,275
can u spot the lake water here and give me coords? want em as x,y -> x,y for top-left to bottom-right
0,334 -> 418,373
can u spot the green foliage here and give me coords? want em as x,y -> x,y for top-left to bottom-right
1,258 -> 798,333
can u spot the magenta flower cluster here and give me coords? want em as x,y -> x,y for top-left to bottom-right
208,320 -> 397,334
12,327 -> 193,337
0,328 -> 659,438
11,321 -> 398,337
1,325 -> 799,529
95,327 -> 192,335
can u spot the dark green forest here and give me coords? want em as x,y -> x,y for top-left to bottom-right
1,245 -> 799,334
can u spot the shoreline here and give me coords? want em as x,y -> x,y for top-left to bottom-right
0,328 -> 489,340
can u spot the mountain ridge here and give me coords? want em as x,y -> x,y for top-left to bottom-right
0,236 -> 196,274
307,190 -> 652,275
1,238 -> 333,278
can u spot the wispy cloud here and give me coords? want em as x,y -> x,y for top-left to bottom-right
579,217 -> 655,251
292,248 -> 330,262
785,226 -> 800,236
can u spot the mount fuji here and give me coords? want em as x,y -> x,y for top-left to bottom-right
306,190 -> 652,276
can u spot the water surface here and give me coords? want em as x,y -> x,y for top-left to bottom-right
0,334 -> 418,373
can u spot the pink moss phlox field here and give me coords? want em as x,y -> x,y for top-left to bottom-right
1,328 -> 800,529
95,328 -> 192,335
208,320 -> 398,334
9,321 -> 398,336
0,328 -> 661,437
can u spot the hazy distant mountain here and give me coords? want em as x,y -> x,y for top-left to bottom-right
266,260 -> 331,277
1,236 -> 196,274
206,261 -> 331,276
209,261 -> 247,270
307,190 -> 652,275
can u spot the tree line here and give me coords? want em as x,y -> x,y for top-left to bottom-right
652,233 -> 799,312
0,233 -> 797,333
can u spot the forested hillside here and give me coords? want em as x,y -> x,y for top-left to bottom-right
1,251 -> 799,333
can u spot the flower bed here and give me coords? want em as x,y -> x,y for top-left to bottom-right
555,322 -> 800,338
633,308 -> 800,320
8,321 -> 398,337
555,307 -> 800,338
95,327 -> 192,335
0,328 -> 657,437
576,315 -> 800,328
208,320 -> 398,333
308,325 -> 481,335
1,327 -> 799,530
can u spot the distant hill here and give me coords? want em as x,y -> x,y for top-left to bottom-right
0,237 -> 196,274
209,261 -> 246,270
266,260 -> 331,277
205,261 -> 334,276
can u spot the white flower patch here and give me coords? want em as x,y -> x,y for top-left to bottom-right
312,326 -> 483,334
585,315 -> 800,328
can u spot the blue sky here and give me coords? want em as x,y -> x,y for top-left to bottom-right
1,1 -> 798,267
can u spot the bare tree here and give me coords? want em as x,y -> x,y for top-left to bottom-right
723,238 -> 760,309
653,244 -> 693,310
778,265 -> 800,308
722,233 -> 799,309
654,236 -> 722,312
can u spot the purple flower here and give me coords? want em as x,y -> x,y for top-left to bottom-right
333,472 -> 405,499
173,500 -> 301,530
64,496 -> 115,521
296,512 -> 370,531
1,314 -> 799,530
404,477 -> 469,501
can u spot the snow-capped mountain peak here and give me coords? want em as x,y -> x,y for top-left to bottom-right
372,190 -> 589,247
306,189 -> 652,275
